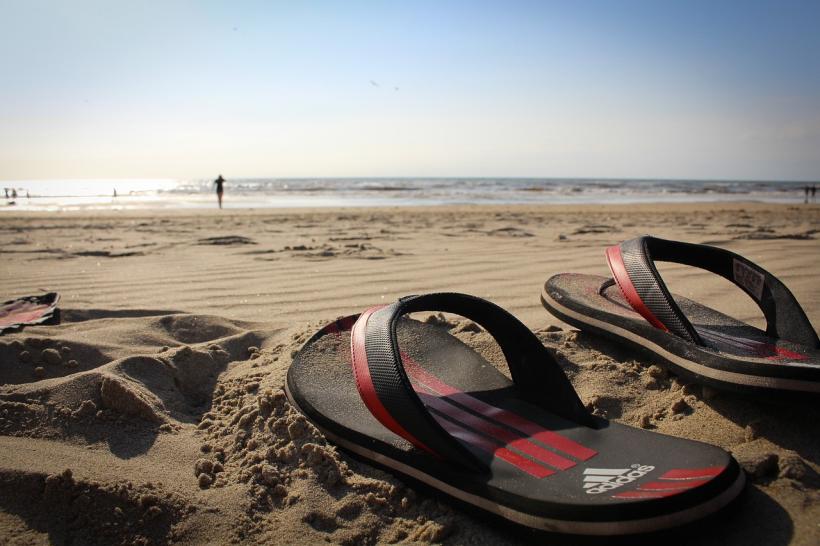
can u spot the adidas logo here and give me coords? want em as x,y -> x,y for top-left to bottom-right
583,464 -> 655,494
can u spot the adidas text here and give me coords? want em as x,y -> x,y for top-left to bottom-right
583,465 -> 655,494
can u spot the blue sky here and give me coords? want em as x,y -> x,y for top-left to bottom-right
2,1 -> 819,180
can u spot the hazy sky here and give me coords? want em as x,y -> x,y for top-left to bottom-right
2,1 -> 819,181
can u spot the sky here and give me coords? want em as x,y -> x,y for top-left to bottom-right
2,0 -> 819,181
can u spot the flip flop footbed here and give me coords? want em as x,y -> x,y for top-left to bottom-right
287,316 -> 743,534
542,274 -> 820,393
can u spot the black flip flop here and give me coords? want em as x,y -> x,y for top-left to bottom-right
542,236 -> 820,395
286,293 -> 744,535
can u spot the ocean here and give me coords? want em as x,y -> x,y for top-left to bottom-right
0,178 -> 814,211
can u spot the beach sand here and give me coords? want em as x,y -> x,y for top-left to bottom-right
0,202 -> 817,544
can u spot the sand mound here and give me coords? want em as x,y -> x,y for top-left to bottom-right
0,468 -> 190,545
0,314 -> 278,442
0,311 -> 509,545
192,377 -> 466,544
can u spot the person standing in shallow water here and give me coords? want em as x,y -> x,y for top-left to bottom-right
214,175 -> 225,209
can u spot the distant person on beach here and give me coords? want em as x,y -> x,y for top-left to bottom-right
805,186 -> 810,203
3,188 -> 7,199
812,184 -> 816,203
11,189 -> 17,199
214,174 -> 225,209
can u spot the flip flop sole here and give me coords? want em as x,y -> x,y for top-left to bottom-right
285,380 -> 744,535
542,274 -> 820,394
287,316 -> 744,534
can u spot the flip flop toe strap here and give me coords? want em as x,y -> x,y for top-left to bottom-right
606,236 -> 819,348
350,293 -> 593,471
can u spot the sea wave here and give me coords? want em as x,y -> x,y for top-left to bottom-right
1,177 -> 814,211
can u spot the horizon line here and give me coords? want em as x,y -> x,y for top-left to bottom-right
2,176 -> 818,184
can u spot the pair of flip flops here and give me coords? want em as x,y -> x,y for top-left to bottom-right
286,237 -> 818,535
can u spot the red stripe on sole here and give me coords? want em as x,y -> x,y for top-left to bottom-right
1,309 -> 50,326
659,467 -> 724,480
414,387 -> 576,471
612,490 -> 681,499
769,346 -> 808,361
700,328 -> 808,361
434,415 -> 555,478
337,315 -> 358,331
401,353 -> 597,461
638,479 -> 711,491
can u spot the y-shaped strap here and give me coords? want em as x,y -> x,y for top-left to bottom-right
351,293 -> 593,471
606,236 -> 819,348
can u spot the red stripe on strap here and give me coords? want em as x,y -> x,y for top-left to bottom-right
350,307 -> 436,456
401,353 -> 596,461
434,415 -> 554,478
605,245 -> 668,332
612,490 -> 680,499
414,388 -> 575,471
638,479 -> 710,491
658,467 -> 723,480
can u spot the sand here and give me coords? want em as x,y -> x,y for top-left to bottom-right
0,202 -> 817,545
